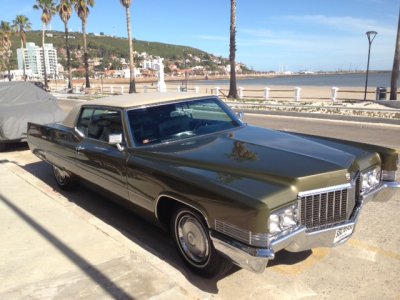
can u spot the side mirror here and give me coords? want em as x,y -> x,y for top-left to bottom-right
108,133 -> 125,151
74,127 -> 85,139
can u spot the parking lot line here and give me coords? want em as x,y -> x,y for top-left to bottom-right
348,239 -> 400,261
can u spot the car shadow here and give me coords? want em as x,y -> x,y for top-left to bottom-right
0,141 -> 29,152
268,249 -> 312,267
19,160 -> 314,294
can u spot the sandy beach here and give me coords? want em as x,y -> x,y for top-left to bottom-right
50,77 -> 395,103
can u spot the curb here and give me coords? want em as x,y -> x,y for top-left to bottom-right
237,109 -> 400,125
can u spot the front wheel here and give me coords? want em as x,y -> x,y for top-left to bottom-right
171,207 -> 232,277
53,165 -> 78,190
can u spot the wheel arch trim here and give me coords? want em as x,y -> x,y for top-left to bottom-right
154,194 -> 210,228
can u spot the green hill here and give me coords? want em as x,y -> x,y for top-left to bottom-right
8,30 -> 221,69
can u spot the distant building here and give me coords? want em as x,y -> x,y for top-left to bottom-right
113,68 -> 141,78
225,63 -> 242,73
0,69 -> 32,81
17,42 -> 58,79
142,59 -> 162,70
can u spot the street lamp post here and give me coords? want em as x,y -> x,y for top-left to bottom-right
184,52 -> 188,92
364,31 -> 377,100
100,73 -> 104,95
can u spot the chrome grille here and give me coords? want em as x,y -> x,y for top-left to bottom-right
299,186 -> 349,232
355,176 -> 361,204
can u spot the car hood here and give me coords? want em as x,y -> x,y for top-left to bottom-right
138,126 -> 361,192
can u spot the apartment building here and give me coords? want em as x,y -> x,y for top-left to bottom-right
17,43 -> 58,79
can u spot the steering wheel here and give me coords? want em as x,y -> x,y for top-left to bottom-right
171,131 -> 195,138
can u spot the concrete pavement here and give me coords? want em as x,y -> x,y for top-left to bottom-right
0,156 -> 206,299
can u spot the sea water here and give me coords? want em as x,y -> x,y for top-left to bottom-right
193,72 -> 398,88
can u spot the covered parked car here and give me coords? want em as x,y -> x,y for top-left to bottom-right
27,92 -> 399,277
0,82 -> 66,151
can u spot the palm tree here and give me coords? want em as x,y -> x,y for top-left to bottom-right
12,15 -> 31,81
74,0 -> 95,88
228,0 -> 238,99
120,0 -> 136,93
33,0 -> 57,88
0,21 -> 13,81
57,0 -> 74,92
390,9 -> 400,100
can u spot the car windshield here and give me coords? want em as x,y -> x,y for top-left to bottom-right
127,97 -> 241,146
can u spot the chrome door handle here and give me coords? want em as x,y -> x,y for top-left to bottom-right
76,145 -> 85,151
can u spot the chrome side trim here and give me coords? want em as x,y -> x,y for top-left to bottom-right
154,194 -> 210,227
298,183 -> 352,198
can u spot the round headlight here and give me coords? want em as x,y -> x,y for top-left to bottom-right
361,166 -> 381,194
268,205 -> 298,237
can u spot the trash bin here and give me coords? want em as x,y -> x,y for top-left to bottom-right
376,87 -> 387,100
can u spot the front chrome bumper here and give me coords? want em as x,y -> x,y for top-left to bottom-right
211,180 -> 400,273
363,181 -> 400,202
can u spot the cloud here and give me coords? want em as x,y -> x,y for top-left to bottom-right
278,15 -> 394,36
238,13 -> 395,53
236,14 -> 396,71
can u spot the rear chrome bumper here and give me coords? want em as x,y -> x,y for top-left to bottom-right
211,180 -> 399,273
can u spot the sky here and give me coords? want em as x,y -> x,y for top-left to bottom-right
2,0 -> 399,72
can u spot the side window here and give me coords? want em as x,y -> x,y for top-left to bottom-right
76,108 -> 124,143
89,109 -> 124,143
76,108 -> 94,137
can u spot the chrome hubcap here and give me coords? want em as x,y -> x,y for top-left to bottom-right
54,166 -> 67,185
177,215 -> 209,264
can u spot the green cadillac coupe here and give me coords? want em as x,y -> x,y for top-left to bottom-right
27,92 -> 399,277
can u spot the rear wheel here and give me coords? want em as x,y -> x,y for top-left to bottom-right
171,207 -> 232,277
53,166 -> 78,190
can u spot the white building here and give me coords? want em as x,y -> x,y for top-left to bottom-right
142,58 -> 161,70
113,68 -> 141,78
17,42 -> 58,79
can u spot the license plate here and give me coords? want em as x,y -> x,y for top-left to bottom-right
334,225 -> 354,244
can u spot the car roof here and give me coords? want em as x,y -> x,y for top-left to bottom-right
62,92 -> 214,128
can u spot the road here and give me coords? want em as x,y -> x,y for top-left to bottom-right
0,100 -> 399,299
245,113 -> 400,149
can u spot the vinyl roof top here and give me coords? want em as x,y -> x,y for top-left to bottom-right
83,92 -> 211,108
62,92 -> 214,127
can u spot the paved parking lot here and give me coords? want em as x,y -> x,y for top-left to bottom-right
0,114 -> 399,299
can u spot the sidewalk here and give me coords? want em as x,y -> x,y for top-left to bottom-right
0,159 -> 201,299
239,109 -> 400,125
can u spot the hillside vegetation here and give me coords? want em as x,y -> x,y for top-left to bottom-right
9,30 -> 218,68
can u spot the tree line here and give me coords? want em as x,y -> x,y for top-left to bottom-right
0,0 -> 137,93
